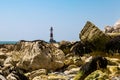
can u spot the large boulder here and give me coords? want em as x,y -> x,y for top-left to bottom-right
80,21 -> 111,51
11,40 -> 65,71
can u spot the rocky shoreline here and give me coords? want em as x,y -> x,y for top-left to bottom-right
0,21 -> 120,80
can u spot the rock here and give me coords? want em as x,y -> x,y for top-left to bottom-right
111,75 -> 120,80
32,75 -> 48,80
0,59 -> 4,67
74,56 -> 108,80
48,73 -> 69,80
11,40 -> 65,71
81,55 -> 91,63
105,35 -> 120,53
64,56 -> 83,67
64,67 -> 80,75
0,52 -> 7,59
105,19 -> 120,33
3,57 -> 12,68
7,67 -> 28,80
64,57 -> 74,66
73,56 -> 83,66
113,20 -> 120,32
6,73 -> 18,80
7,72 -> 28,80
84,56 -> 93,63
0,52 -> 8,68
84,70 -> 109,80
67,65 -> 78,70
70,41 -> 92,56
80,21 -> 111,51
104,26 -> 114,33
59,40 -> 73,55
64,67 -> 80,80
0,44 -> 15,53
52,43 -> 59,48
106,57 -> 120,66
26,69 -> 47,80
0,74 -> 6,80
107,66 -> 120,75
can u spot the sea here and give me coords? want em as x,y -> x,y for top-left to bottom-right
0,41 -> 18,44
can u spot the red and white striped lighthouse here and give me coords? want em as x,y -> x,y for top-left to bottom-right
49,27 -> 56,43
50,27 -> 53,40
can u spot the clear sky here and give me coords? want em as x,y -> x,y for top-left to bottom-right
0,0 -> 120,41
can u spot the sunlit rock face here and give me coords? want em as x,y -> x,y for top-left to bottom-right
105,19 -> 120,33
113,20 -> 120,30
11,40 -> 65,71
80,21 -> 111,51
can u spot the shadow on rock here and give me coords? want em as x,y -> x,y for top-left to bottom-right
74,56 -> 108,80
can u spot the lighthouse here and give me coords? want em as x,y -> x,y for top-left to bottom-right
49,27 -> 56,43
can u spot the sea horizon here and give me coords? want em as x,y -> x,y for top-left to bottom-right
0,41 -> 18,44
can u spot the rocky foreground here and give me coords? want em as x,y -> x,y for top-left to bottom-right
0,21 -> 120,80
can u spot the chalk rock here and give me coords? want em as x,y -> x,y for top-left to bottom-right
11,40 -> 65,71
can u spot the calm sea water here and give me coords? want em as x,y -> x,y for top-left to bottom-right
0,41 -> 17,44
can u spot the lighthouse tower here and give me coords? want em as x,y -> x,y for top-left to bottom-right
49,27 -> 56,43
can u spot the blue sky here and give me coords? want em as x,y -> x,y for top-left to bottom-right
0,0 -> 120,41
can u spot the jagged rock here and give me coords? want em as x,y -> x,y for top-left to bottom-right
80,21 -> 111,51
11,40 -> 65,71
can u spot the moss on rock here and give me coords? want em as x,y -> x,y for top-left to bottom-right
84,70 -> 109,80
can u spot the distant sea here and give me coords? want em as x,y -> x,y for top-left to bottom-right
0,41 -> 17,44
